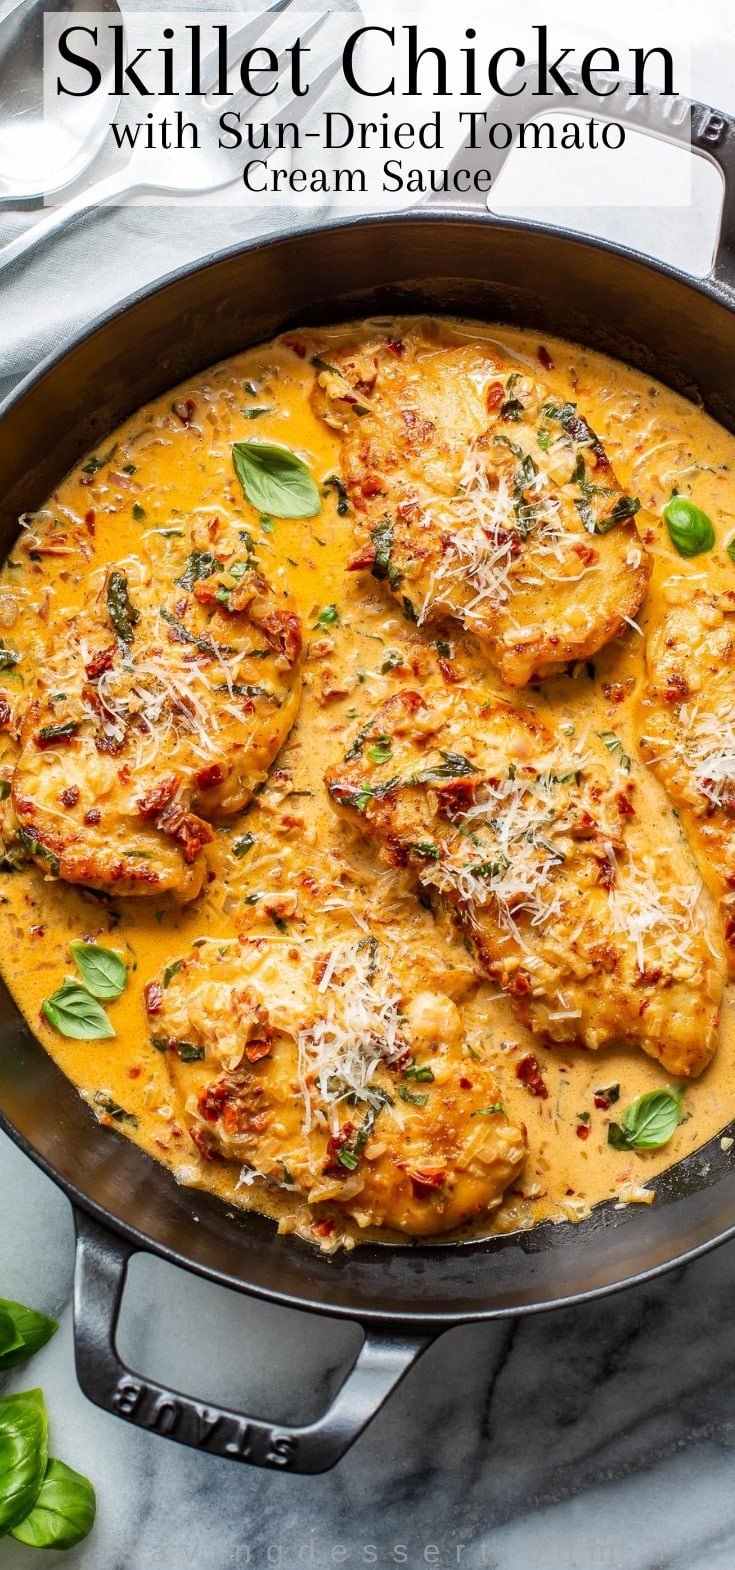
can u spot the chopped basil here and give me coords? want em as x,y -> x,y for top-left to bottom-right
232,833 -> 255,858
162,957 -> 185,988
16,830 -> 59,877
132,502 -> 146,522
409,842 -> 440,861
607,1085 -> 684,1151
398,1086 -> 429,1106
367,736 -> 392,764
175,550 -> 222,590
232,441 -> 321,519
241,406 -> 271,419
410,751 -> 474,786
70,942 -> 127,1000
324,475 -> 349,515
106,570 -> 139,647
37,720 -> 80,744
405,1065 -> 435,1083
93,1091 -> 137,1126
663,496 -> 715,557
597,731 -> 631,771
0,644 -> 19,672
317,604 -> 339,628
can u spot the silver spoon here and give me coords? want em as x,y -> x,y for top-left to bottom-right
0,0 -> 120,202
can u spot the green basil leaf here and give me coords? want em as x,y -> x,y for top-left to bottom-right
0,1388 -> 47,1536
175,550 -> 222,591
607,1085 -> 684,1152
0,1300 -> 57,1372
10,1457 -> 96,1550
0,1310 -> 24,1361
728,538 -> 735,564
106,570 -> 139,646
663,496 -> 715,557
42,981 -> 115,1041
69,942 -> 127,1000
232,441 -> 320,519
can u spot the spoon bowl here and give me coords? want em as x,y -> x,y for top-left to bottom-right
0,0 -> 120,202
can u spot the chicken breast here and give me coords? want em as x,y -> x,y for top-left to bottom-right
309,323 -> 651,686
638,587 -> 735,972
326,687 -> 725,1077
7,532 -> 303,901
149,935 -> 527,1238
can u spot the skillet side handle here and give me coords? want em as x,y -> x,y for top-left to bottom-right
72,1210 -> 432,1474
434,71 -> 735,294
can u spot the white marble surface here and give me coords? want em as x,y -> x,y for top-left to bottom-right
4,4 -> 735,1564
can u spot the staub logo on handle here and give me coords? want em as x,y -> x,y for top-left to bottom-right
111,1378 -> 298,1468
697,109 -> 728,148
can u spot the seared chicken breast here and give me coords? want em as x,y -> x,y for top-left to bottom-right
150,935 -> 527,1237
326,688 -> 725,1077
8,532 -> 302,900
310,324 -> 651,686
638,588 -> 735,971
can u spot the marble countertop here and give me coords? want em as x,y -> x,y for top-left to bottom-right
3,5 -> 735,1564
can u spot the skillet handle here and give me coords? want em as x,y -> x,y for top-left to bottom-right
72,1210 -> 431,1473
435,71 -> 735,293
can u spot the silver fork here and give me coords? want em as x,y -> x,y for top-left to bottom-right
0,0 -> 342,272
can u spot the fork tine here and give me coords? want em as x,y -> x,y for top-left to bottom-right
198,0 -> 302,93
224,13 -> 337,120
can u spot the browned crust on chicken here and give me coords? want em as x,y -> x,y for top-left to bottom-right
150,941 -> 527,1237
309,325 -> 651,686
638,588 -> 735,973
326,686 -> 725,1077
7,537 -> 303,900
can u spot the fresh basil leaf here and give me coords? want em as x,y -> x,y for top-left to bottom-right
42,981 -> 115,1041
0,644 -> 19,672
607,1085 -> 684,1152
0,1301 -> 57,1372
0,1388 -> 47,1536
10,1457 -> 96,1550
232,441 -> 320,519
663,496 -> 715,557
0,1310 -> 24,1361
69,942 -> 127,1000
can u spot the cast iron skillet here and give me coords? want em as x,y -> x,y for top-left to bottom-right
1,82 -> 735,1474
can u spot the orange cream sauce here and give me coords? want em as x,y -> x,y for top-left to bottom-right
2,316 -> 735,1248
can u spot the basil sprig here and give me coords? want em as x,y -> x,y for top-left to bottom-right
0,1300 -> 57,1372
232,441 -> 321,519
69,941 -> 127,1001
608,1085 -> 684,1151
10,1457 -> 96,1550
42,980 -> 115,1041
0,1313 -> 95,1549
0,1389 -> 47,1537
663,496 -> 715,557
